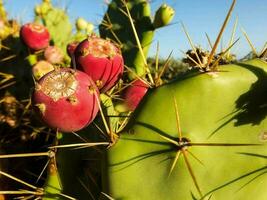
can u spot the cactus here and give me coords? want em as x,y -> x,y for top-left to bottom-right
103,58 -> 267,199
99,0 -> 175,77
1,0 -> 267,200
0,0 -> 96,198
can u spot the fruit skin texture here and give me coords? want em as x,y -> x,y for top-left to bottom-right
103,59 -> 267,200
20,23 -> 50,50
124,79 -> 149,111
75,36 -> 124,92
67,41 -> 79,57
33,68 -> 99,132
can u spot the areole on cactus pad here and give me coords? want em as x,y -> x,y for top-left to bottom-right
33,68 -> 99,132
75,35 -> 124,92
102,59 -> 267,200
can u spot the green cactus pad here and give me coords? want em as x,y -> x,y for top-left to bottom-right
100,0 -> 174,77
103,59 -> 267,200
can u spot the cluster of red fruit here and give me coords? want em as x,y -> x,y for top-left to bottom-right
20,23 -> 124,133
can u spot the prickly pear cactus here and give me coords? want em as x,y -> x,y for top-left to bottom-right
42,129 -> 105,200
34,0 -> 91,64
103,59 -> 267,199
35,0 -> 72,54
99,0 -> 174,77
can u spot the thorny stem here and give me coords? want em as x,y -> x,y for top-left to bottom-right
121,0 -> 154,85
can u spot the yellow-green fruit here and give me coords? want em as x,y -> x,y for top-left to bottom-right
153,4 -> 175,28
76,17 -> 88,31
86,22 -> 94,35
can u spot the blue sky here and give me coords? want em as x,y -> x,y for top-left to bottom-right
4,0 -> 267,59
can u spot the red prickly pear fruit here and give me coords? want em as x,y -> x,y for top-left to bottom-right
33,68 -> 99,132
124,79 -> 149,111
32,60 -> 54,80
20,23 -> 50,50
75,36 -> 124,92
44,46 -> 64,64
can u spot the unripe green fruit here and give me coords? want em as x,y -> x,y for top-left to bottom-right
86,22 -> 94,35
76,17 -> 87,31
153,4 -> 175,28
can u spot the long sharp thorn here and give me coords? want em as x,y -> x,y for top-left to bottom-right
36,159 -> 50,184
0,171 -> 37,190
112,79 -> 138,96
57,192 -> 77,200
190,142 -> 261,147
210,38 -> 239,69
0,191 -> 42,195
187,150 -> 204,166
207,0 -> 236,66
205,33 -> 213,50
182,150 -> 203,197
158,134 -> 179,146
0,54 -> 17,62
241,27 -> 258,57
124,65 -> 152,87
0,152 -> 50,159
156,51 -> 173,86
180,50 -> 201,67
181,22 -> 203,67
71,131 -> 87,142
173,96 -> 182,140
101,192 -> 115,200
155,42 -> 160,80
226,16 -> 238,57
95,93 -> 111,137
168,150 -> 181,177
77,178 -> 96,200
49,142 -> 109,149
